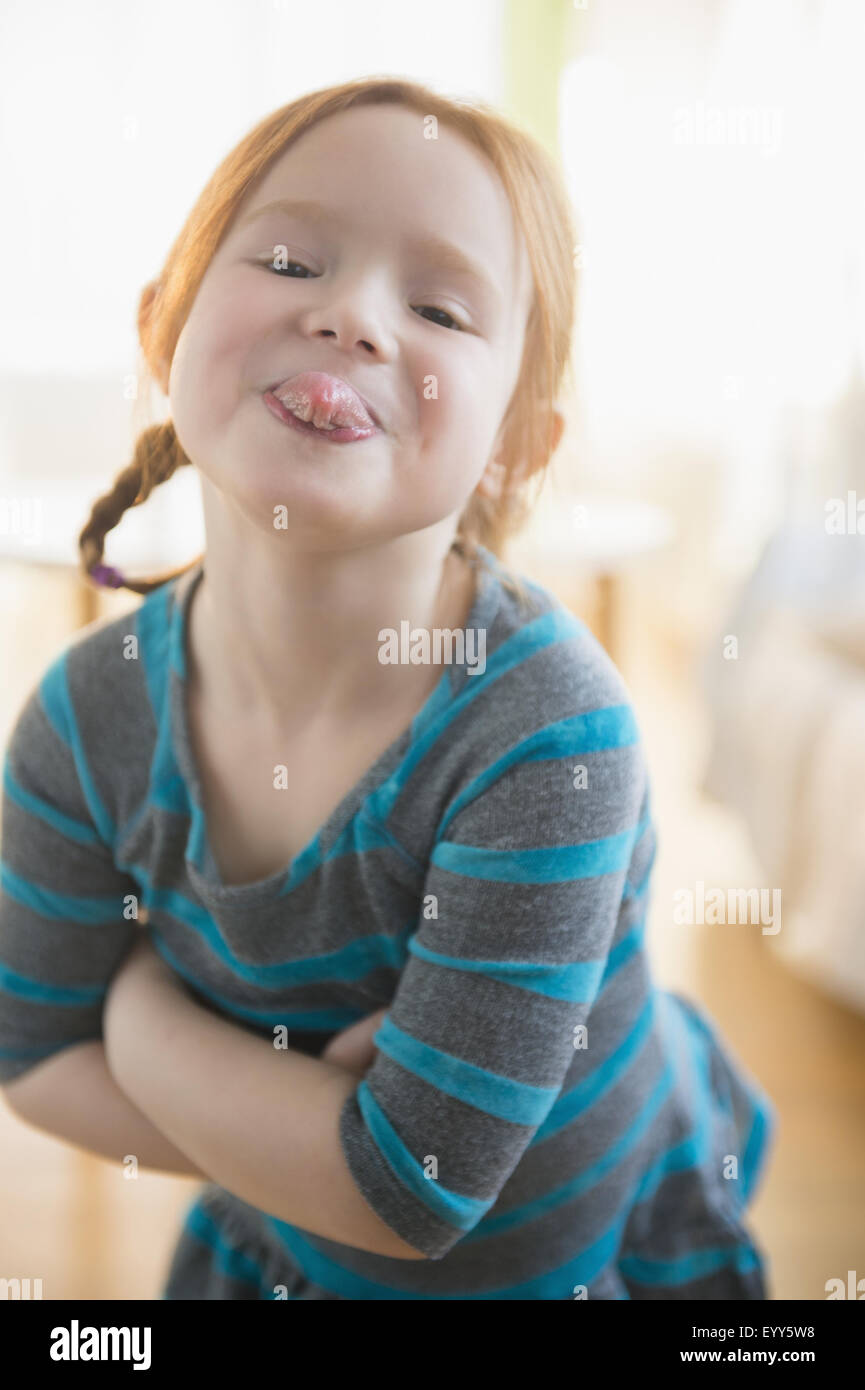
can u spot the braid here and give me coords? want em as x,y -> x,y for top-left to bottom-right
78,420 -> 199,598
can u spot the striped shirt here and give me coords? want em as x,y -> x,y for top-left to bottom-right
0,544 -> 775,1299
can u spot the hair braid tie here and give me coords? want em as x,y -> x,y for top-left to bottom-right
89,563 -> 127,589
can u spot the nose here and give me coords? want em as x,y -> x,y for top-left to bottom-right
299,271 -> 397,359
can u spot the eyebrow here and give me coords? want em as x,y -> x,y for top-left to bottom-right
236,198 -> 501,308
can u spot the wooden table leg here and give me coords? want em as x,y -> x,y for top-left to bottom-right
75,575 -> 100,629
67,1147 -> 109,1298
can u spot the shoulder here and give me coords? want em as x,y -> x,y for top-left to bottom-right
435,554 -> 650,833
7,576 -> 181,768
472,551 -> 641,740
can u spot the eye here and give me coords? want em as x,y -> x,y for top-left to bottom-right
413,305 -> 465,332
257,257 -> 316,277
268,261 -> 318,276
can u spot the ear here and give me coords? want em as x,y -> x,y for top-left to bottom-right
474,405 -> 566,501
549,406 -> 566,456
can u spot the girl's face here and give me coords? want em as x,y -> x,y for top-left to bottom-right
168,102 -> 533,551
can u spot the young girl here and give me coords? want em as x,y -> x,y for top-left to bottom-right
0,76 -> 775,1300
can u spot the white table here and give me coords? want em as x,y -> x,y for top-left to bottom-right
506,495 -> 676,662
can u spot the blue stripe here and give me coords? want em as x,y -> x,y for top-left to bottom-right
38,653 -> 115,845
134,875 -> 414,985
2,764 -> 102,846
371,1015 -> 558,1126
532,992 -> 657,1143
625,996 -> 715,1213
618,1242 -> 760,1286
182,1199 -> 267,1292
168,579 -> 190,680
148,931 -> 367,1032
431,811 -> 649,884
0,1039 -> 75,1061
437,704 -> 641,837
138,586 -> 196,844
354,1082 -> 493,1229
0,864 -> 131,926
402,910 -> 646,1023
467,1055 -> 676,1243
740,1092 -> 772,1205
369,608 -> 586,823
149,772 -> 191,818
657,992 -> 775,1211
406,936 -> 606,1002
284,810 -> 411,895
600,914 -> 647,987
135,581 -> 173,720
622,837 -> 656,901
265,1203 -> 628,1299
0,959 -> 104,1006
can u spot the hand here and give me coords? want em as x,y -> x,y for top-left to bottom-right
320,1007 -> 388,1078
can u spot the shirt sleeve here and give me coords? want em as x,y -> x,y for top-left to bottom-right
0,659 -> 141,1087
338,697 -> 650,1260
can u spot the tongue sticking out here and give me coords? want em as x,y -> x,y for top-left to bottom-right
270,371 -> 375,431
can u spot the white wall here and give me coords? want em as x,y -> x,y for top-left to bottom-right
556,0 -> 865,585
0,0 -> 503,375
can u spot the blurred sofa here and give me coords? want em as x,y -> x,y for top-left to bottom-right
700,523 -> 865,1014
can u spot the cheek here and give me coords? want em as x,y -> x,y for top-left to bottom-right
167,327 -> 202,450
416,356 -> 502,474
169,304 -> 248,436
417,353 -> 490,438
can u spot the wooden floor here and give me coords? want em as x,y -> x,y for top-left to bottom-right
1,560 -> 863,1300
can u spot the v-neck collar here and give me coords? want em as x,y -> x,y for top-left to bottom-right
167,548 -> 501,902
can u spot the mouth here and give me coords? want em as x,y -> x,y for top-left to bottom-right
263,392 -> 380,444
262,369 -> 381,443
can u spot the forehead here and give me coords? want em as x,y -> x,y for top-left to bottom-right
233,103 -> 533,321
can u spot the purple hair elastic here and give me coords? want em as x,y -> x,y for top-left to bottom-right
90,563 -> 126,589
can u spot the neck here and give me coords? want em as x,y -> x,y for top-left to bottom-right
186,511 -> 478,731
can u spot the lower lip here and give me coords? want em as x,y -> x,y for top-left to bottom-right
262,391 -> 379,444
